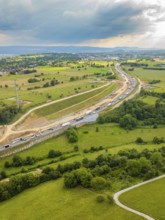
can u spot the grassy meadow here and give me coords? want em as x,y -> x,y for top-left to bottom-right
0,179 -> 144,220
120,177 -> 165,220
123,59 -> 165,93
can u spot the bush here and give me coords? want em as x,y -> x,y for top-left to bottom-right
64,172 -> 78,188
119,114 -> 137,130
135,137 -> 144,144
28,78 -> 39,83
74,145 -> 79,152
0,171 -> 7,180
91,177 -> 107,190
96,194 -> 105,203
152,136 -> 164,144
107,194 -> 114,204
48,150 -> 62,158
0,105 -> 20,125
96,127 -> 99,132
75,168 -> 93,188
66,127 -> 78,143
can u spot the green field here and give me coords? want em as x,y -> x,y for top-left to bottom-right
32,83 -> 117,120
131,68 -> 165,93
120,177 -> 165,220
1,123 -> 164,176
123,60 -> 165,93
0,59 -> 117,123
0,179 -> 144,220
0,63 -> 111,113
137,95 -> 158,105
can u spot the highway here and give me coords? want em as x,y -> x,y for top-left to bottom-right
0,63 -> 140,155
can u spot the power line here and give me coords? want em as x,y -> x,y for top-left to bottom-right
14,79 -> 20,109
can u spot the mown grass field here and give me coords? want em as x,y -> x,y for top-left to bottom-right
120,177 -> 165,220
0,179 -> 144,220
32,82 -> 117,120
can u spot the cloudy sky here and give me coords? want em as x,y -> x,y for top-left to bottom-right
0,0 -> 165,48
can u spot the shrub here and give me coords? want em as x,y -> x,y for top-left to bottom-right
64,172 -> 78,188
91,177 -> 107,190
74,145 -> 79,152
107,194 -> 114,204
135,137 -> 144,144
96,194 -> 105,203
48,150 -> 62,158
96,127 -> 99,132
66,127 -> 78,143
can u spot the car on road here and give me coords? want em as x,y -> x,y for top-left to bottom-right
4,144 -> 10,148
95,107 -> 101,111
75,116 -> 84,121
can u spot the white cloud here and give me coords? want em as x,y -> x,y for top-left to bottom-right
0,0 -> 164,48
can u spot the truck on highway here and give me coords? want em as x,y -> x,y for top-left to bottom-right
11,138 -> 20,144
62,122 -> 71,127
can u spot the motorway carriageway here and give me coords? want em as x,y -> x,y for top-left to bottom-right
0,63 -> 139,153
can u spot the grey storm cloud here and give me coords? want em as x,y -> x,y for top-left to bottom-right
0,0 -> 164,44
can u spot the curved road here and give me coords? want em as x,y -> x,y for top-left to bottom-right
114,174 -> 165,220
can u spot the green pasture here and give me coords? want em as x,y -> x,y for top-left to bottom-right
120,177 -> 165,220
0,78 -> 104,113
127,59 -> 164,67
123,64 -> 165,93
0,64 -> 108,109
137,96 -> 158,105
0,179 -> 143,220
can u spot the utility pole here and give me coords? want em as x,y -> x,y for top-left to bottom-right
14,79 -> 20,109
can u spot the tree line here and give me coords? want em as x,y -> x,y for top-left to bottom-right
1,146 -> 165,202
97,98 -> 165,129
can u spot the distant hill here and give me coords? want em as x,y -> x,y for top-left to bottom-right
0,46 -> 164,56
0,46 -> 144,55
